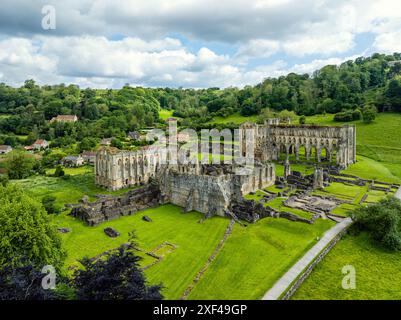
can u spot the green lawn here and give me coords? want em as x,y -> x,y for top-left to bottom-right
292,232 -> 401,300
53,204 -> 230,300
159,109 -> 175,121
13,168 -> 136,210
344,156 -> 401,184
207,112 -> 258,125
188,218 -> 334,299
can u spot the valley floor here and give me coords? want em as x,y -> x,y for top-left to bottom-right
11,112 -> 401,300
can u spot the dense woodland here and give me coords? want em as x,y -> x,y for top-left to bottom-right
1,52 -> 401,148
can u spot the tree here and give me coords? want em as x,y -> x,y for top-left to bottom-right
0,184 -> 66,269
42,195 -> 58,214
386,79 -> 401,112
0,264 -> 59,300
78,137 -> 97,153
53,165 -> 65,177
299,115 -> 306,125
351,197 -> 401,251
73,244 -> 163,300
4,150 -> 36,179
111,138 -> 124,149
352,108 -> 362,120
362,105 -> 377,123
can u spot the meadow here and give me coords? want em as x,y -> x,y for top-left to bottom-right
14,166 -> 136,210
53,200 -> 333,300
12,111 -> 401,300
292,232 -> 401,300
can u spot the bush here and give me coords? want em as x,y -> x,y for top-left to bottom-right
53,165 -> 65,177
333,110 -> 353,122
42,195 -> 58,214
351,197 -> 401,251
362,105 -> 377,123
352,109 -> 362,120
4,150 -> 36,179
299,115 -> 306,125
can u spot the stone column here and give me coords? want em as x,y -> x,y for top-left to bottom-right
305,145 -> 311,161
316,147 -> 321,163
295,144 -> 300,161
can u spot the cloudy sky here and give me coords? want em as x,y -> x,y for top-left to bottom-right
1,0 -> 401,88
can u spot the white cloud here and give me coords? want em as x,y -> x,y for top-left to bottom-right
0,1 -> 401,88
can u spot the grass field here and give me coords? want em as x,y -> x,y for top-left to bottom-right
344,156 -> 401,184
207,112 -> 258,125
292,232 -> 401,300
188,218 -> 334,299
53,203 -> 334,300
13,167 -> 136,210
13,112 -> 401,300
159,109 -> 175,121
53,204 -> 230,299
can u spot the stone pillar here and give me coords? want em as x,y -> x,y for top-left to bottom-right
295,144 -> 300,161
305,145 -> 311,161
285,144 -> 290,161
284,159 -> 291,179
313,167 -> 324,189
316,147 -> 321,163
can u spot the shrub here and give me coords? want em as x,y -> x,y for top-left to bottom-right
54,165 -> 65,177
333,110 -> 353,122
362,105 -> 377,123
4,150 -> 36,179
351,197 -> 401,251
42,195 -> 58,214
299,115 -> 306,125
352,109 -> 362,120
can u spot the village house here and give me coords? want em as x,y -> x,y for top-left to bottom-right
32,139 -> 49,150
0,145 -> 12,154
81,151 -> 97,164
62,155 -> 84,167
50,115 -> 78,123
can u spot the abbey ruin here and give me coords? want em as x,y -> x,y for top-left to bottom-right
240,120 -> 356,167
85,120 -> 356,224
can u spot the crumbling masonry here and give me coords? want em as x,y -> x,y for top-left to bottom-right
89,121 -> 356,223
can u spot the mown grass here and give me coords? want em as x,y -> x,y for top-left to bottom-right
13,167 -> 136,210
292,232 -> 401,300
344,156 -> 401,184
207,112 -> 258,125
159,109 -> 175,121
188,218 -> 334,299
53,204 -> 230,299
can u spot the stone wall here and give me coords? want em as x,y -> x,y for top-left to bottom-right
71,183 -> 160,226
159,163 -> 275,217
240,122 -> 356,167
281,227 -> 349,300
